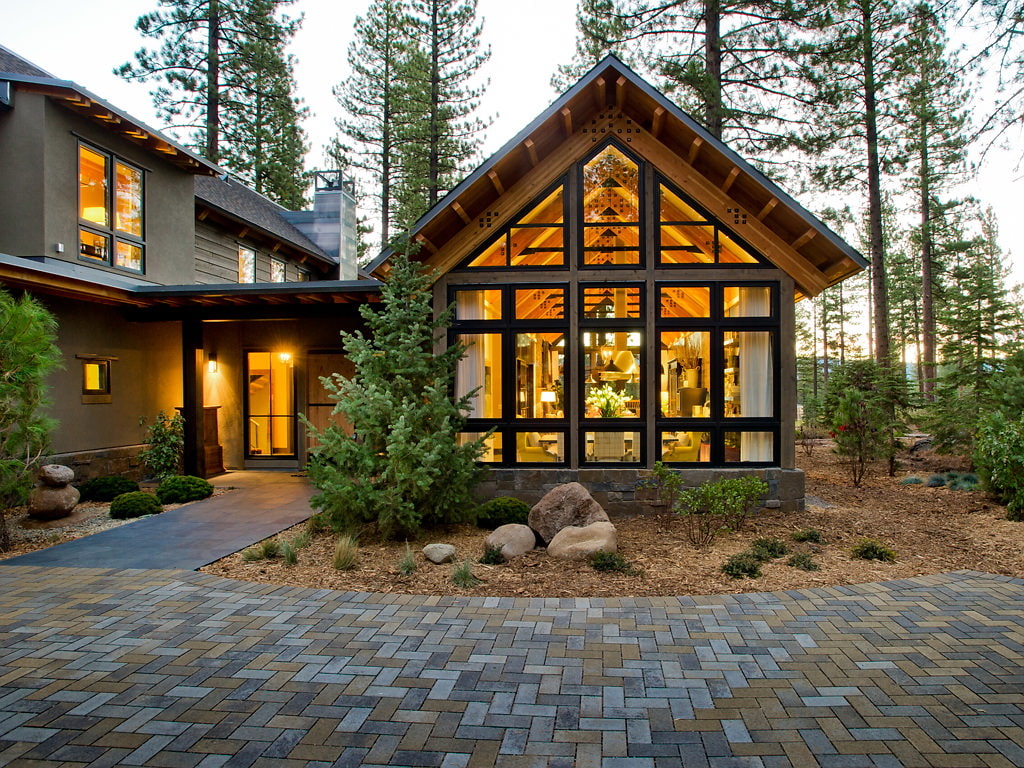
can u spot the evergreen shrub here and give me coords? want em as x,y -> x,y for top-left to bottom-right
477,497 -> 531,529
139,411 -> 185,480
787,552 -> 820,571
749,537 -> 788,561
305,251 -> 487,539
850,538 -> 896,562
109,491 -> 162,519
721,553 -> 762,579
975,412 -> 1024,517
900,476 -> 923,485
589,551 -> 640,575
791,528 -> 823,543
479,544 -> 505,565
79,476 -> 139,502
156,475 -> 213,504
926,474 -> 946,487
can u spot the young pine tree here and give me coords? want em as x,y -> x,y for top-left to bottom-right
305,250 -> 487,539
0,291 -> 61,551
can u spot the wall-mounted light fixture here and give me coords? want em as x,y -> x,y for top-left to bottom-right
207,352 -> 218,374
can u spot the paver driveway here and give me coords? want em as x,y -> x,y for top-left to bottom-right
0,566 -> 1021,767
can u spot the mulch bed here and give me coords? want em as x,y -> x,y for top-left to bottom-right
199,445 -> 1024,597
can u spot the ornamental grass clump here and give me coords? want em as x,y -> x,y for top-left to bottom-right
281,540 -> 298,566
333,535 -> 359,571
900,476 -> 924,486
397,544 -> 417,576
451,560 -> 481,588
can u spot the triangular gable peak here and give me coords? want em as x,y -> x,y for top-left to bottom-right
369,56 -> 865,297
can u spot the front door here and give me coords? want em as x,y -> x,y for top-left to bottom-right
245,350 -> 296,462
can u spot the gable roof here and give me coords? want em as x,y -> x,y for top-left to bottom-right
368,55 -> 865,298
195,175 -> 335,268
0,45 -> 217,174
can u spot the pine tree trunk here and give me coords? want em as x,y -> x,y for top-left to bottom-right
704,0 -> 724,139
811,300 -> 819,404
428,0 -> 442,208
862,1 -> 890,364
206,0 -> 221,162
838,282 -> 846,365
919,120 -> 936,397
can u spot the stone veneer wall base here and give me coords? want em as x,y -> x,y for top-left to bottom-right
474,467 -> 805,516
45,445 -> 147,483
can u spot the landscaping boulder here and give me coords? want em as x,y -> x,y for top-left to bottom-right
28,485 -> 80,520
39,464 -> 75,487
547,521 -> 618,560
528,482 -> 609,544
422,543 -> 457,564
485,524 -> 536,561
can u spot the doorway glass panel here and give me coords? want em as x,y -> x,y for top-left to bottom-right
247,351 -> 295,457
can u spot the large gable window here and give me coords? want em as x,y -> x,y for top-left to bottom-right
78,143 -> 145,272
449,139 -> 780,467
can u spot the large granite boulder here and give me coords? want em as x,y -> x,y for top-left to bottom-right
528,482 -> 609,544
485,524 -> 536,561
28,485 -> 80,520
39,464 -> 75,487
422,543 -> 457,564
547,521 -> 618,560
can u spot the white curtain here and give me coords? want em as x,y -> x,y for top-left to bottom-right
455,292 -> 486,417
738,288 -> 773,460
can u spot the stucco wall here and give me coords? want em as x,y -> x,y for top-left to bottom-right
0,91 -> 46,256
41,295 -> 182,458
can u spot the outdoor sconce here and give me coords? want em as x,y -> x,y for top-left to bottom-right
207,352 -> 218,374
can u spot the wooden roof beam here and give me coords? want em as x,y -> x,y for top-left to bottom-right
757,197 -> 779,221
687,137 -> 703,165
651,106 -> 665,139
451,200 -> 472,225
524,138 -> 539,167
615,76 -> 627,108
415,233 -> 438,254
791,228 -> 817,250
721,167 -> 740,194
487,169 -> 504,195
594,76 -> 607,106
561,107 -> 573,136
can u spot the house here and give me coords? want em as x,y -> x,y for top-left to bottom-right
0,45 -> 377,480
1,44 -> 863,512
367,56 -> 865,512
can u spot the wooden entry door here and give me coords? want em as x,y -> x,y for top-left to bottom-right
305,351 -> 354,452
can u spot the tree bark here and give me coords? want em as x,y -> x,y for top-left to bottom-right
206,0 -> 221,162
703,0 -> 724,139
428,0 -> 441,208
862,0 -> 890,364
919,119 -> 936,396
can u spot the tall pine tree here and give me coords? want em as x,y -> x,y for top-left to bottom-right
117,0 -> 308,206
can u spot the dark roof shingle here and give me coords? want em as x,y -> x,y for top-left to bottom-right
0,44 -> 53,78
195,175 -> 334,265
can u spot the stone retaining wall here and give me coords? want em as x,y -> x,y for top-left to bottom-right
475,467 -> 805,516
44,445 -> 146,483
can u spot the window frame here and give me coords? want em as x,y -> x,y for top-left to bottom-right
579,139 -> 646,270
77,141 -> 146,274
238,244 -> 257,284
77,354 -> 115,404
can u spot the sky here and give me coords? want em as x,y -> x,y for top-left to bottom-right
3,0 -> 1022,284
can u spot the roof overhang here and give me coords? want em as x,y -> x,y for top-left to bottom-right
0,254 -> 380,312
0,72 -> 219,175
368,56 -> 866,298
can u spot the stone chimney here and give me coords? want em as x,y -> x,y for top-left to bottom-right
282,171 -> 358,280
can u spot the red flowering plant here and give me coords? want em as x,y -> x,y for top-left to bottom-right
830,390 -> 887,487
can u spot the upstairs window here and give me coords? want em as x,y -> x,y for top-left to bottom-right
270,258 -> 286,283
78,144 -> 144,272
581,145 -> 641,266
238,245 -> 256,283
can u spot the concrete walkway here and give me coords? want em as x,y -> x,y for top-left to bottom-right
0,472 -> 313,570
0,566 -> 1020,767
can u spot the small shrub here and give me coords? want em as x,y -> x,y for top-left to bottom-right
721,552 -> 762,579
900,476 -> 923,486
976,412 -> 1024,515
79,476 -> 139,502
787,552 -> 820,571
851,538 -> 896,562
791,528 -> 823,544
661,464 -> 768,548
333,535 -> 359,571
398,544 -> 417,576
926,474 -> 946,488
589,550 -> 640,575
139,410 -> 185,480
476,497 -> 531,529
452,560 -> 481,588
156,475 -> 214,504
109,491 -> 162,519
749,537 -> 789,561
258,539 -> 280,559
479,544 -> 505,565
1007,507 -> 1024,522
281,540 -> 297,566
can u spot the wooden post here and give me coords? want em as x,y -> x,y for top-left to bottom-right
182,318 -> 206,477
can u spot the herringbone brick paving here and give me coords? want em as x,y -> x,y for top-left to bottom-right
0,566 -> 1020,767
